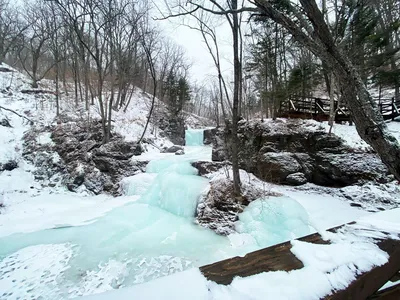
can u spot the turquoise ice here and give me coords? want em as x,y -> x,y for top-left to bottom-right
185,129 -> 204,146
235,196 -> 311,248
0,129 -> 311,299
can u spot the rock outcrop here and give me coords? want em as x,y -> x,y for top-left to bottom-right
0,160 -> 18,172
205,119 -> 390,187
157,114 -> 185,146
23,119 -> 148,195
196,171 -> 278,235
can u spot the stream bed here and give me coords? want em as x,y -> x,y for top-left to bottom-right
0,129 -> 310,299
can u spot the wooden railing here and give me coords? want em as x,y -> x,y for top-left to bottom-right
279,96 -> 400,122
200,220 -> 400,299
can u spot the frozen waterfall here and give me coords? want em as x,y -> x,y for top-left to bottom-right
185,129 -> 204,146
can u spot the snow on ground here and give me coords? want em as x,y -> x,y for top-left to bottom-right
319,119 -> 400,151
1,65 -> 400,299
80,208 -> 400,300
0,193 -> 138,238
205,167 -> 373,235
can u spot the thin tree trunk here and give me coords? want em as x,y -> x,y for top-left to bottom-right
231,0 -> 241,196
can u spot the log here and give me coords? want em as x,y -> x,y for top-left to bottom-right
0,105 -> 34,125
20,89 -> 56,95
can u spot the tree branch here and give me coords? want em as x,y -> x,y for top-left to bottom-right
0,106 -> 34,124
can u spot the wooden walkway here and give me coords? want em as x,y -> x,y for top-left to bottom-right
200,220 -> 400,299
278,96 -> 400,123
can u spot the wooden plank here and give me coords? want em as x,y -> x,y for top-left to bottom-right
369,283 -> 400,299
200,225 -> 341,285
389,271 -> 400,282
325,238 -> 400,299
200,224 -> 400,299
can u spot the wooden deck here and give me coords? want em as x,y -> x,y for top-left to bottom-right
200,220 -> 400,299
278,96 -> 400,123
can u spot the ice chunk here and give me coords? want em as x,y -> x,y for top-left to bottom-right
120,173 -> 157,196
185,129 -> 204,146
141,170 -> 209,218
235,196 -> 310,248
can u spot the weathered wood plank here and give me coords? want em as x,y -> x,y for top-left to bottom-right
369,283 -> 400,299
389,271 -> 400,282
200,223 -> 400,300
200,226 -> 336,285
325,238 -> 400,299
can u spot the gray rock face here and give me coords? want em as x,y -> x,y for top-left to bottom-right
158,115 -> 185,146
203,128 -> 218,145
50,120 -> 146,195
208,119 -> 389,187
23,121 -> 147,195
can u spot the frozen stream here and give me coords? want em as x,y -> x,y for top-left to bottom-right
0,129 -> 310,299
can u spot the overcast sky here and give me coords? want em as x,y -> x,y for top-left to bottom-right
151,0 -> 235,84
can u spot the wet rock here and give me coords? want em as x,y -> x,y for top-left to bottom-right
175,149 -> 185,155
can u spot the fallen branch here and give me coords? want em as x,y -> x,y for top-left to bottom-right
20,89 -> 56,95
0,105 -> 34,125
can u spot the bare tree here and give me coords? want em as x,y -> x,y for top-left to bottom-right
0,0 -> 29,64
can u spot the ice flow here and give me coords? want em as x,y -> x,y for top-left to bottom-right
0,129 -> 310,300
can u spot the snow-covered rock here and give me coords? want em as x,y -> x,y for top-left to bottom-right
286,172 -> 308,185
196,168 -> 280,235
208,119 -> 390,187
175,149 -> 185,155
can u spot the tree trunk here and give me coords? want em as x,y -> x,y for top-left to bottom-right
231,0 -> 241,196
255,0 -> 400,181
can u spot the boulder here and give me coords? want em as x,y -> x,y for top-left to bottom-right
196,172 -> 281,235
191,161 -> 228,176
175,149 -> 185,155
257,152 -> 302,182
162,145 -> 184,153
0,160 -> 18,171
286,172 -> 308,186
312,152 -> 389,186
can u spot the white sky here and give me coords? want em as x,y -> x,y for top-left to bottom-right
151,0 -> 235,84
